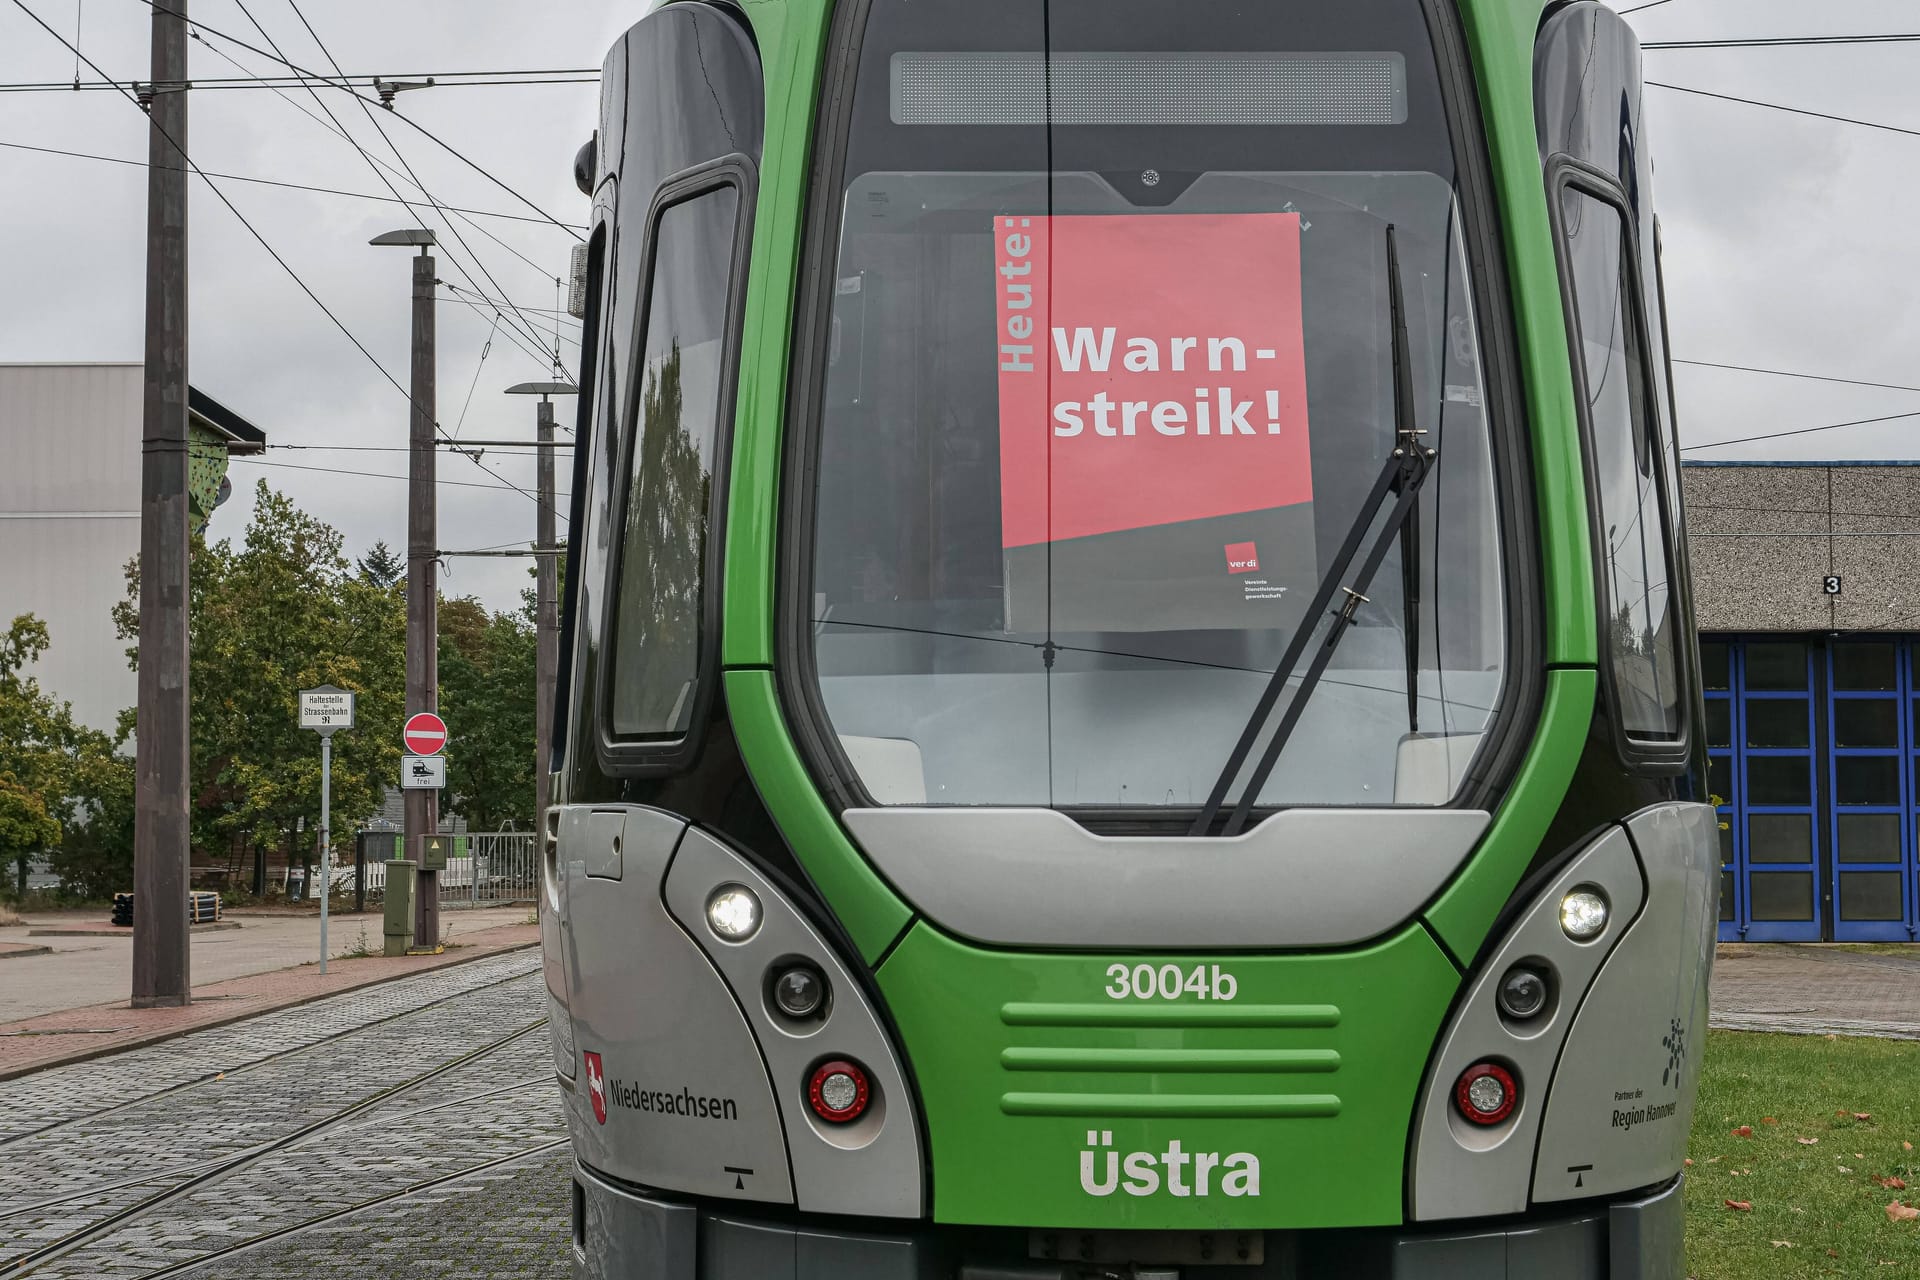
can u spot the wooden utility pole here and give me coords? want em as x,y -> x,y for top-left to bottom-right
373,229 -> 439,949
132,0 -> 192,1009
535,396 -> 558,822
506,382 -> 575,826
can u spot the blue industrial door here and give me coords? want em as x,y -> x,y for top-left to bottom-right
1707,636 -> 1920,942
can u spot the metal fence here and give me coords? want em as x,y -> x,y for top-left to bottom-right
449,833 -> 538,908
335,832 -> 538,909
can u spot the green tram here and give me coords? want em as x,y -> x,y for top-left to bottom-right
541,0 -> 1718,1275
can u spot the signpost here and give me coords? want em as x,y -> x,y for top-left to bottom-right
299,685 -> 355,975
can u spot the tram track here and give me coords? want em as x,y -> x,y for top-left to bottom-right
0,1074 -> 556,1227
0,952 -> 543,1148
1,1017 -> 549,1277
134,1138 -> 571,1280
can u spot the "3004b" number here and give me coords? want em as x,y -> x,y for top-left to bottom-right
1104,963 -> 1238,1002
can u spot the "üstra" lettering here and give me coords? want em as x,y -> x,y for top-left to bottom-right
1077,1131 -> 1261,1198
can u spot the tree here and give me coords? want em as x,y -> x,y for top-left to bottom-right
47,731 -> 136,901
116,483 -> 406,881
0,775 -> 61,897
438,594 -> 536,830
357,540 -> 404,589
0,615 -> 121,897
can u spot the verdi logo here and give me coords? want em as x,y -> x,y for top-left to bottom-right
1077,1131 -> 1261,1199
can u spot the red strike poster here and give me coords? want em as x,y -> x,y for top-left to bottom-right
994,212 -> 1317,632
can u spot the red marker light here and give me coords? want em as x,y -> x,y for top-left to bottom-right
808,1059 -> 871,1124
1454,1062 -> 1518,1126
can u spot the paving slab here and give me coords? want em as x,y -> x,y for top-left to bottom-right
0,904 -> 533,1023
1710,942 -> 1920,1039
0,920 -> 541,1079
29,921 -> 241,936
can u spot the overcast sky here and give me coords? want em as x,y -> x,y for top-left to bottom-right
2,0 -> 1916,611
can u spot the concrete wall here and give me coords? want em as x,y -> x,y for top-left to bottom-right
0,363 -> 143,734
1682,463 -> 1920,634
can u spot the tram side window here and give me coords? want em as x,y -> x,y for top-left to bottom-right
608,187 -> 740,740
1559,182 -> 1685,749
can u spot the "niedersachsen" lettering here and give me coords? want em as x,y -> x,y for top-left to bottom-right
604,1079 -> 739,1121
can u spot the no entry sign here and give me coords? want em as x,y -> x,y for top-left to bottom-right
403,712 -> 448,756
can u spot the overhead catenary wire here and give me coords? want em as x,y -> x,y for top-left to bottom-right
1683,409 -> 1920,453
444,284 -> 581,348
6,0 -> 552,513
443,287 -> 579,372
0,136 -> 585,227
0,71 -> 598,91
184,29 -> 573,279
270,442 -> 548,454
1648,81 -> 1920,142
452,315 -> 499,438
278,0 -> 567,315
129,0 -> 583,240
235,457 -> 570,509
207,4 -> 569,374
1675,359 -> 1920,397
1646,34 -> 1920,51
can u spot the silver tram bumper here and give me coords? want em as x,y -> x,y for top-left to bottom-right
571,1160 -> 1684,1280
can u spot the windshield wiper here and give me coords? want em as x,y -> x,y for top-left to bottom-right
1189,225 -> 1437,838
1392,226 -> 1424,737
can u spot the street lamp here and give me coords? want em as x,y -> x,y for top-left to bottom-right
372,227 -> 440,951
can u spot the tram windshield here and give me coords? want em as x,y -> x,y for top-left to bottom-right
800,0 -> 1513,811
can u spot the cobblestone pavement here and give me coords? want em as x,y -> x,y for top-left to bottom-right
0,952 -> 570,1279
2,950 -> 542,1141
1710,944 -> 1920,1038
179,1144 -> 572,1279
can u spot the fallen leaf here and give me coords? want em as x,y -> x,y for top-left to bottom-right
1762,1116 -> 1780,1126
1733,1126 -> 1755,1138
1883,1176 -> 1910,1190
1705,1156 -> 1724,1164
1726,1200 -> 1753,1212
1827,1034 -> 1838,1041
1685,1158 -> 1694,1167
1830,1249 -> 1841,1258
1858,1153 -> 1868,1159
1798,1137 -> 1820,1146
1770,1240 -> 1793,1248
1887,1201 -> 1919,1224
1857,1113 -> 1875,1122
1906,1142 -> 1914,1152
213,1072 -> 225,1081
1841,1167 -> 1855,1173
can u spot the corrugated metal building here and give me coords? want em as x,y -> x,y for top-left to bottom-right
0,363 -> 265,735
1684,461 -> 1920,942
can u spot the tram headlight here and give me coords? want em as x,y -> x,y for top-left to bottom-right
706,884 -> 763,942
1559,888 -> 1610,941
